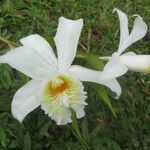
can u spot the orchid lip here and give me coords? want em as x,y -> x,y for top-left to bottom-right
40,73 -> 87,125
42,74 -> 72,99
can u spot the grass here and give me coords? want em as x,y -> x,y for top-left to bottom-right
0,0 -> 150,149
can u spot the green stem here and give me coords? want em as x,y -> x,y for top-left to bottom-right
0,37 -> 20,48
71,111 -> 90,149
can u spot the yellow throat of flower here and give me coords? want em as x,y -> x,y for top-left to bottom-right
49,76 -> 70,96
146,65 -> 150,73
43,74 -> 75,100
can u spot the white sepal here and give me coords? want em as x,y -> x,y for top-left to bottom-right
54,17 -> 83,70
0,46 -> 55,80
11,79 -> 41,123
68,65 -> 121,97
113,8 -> 129,50
118,14 -> 147,55
101,53 -> 128,79
20,34 -> 58,69
120,55 -> 150,73
100,78 -> 121,98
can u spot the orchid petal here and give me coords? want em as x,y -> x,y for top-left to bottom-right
68,65 -> 102,83
101,53 -> 128,79
118,15 -> 147,55
113,8 -> 129,49
122,51 -> 137,56
72,105 -> 85,119
20,34 -> 58,70
54,17 -> 83,70
11,79 -> 41,123
68,65 -> 121,97
0,46 -> 56,80
120,55 -> 150,72
100,78 -> 121,98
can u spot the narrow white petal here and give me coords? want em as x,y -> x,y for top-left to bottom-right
11,79 -> 41,122
54,17 -> 83,70
101,53 -> 128,79
68,65 -> 102,83
120,55 -> 150,72
122,51 -> 137,56
113,8 -> 129,49
20,34 -> 58,69
68,65 -> 121,97
0,46 -> 56,80
100,78 -> 121,98
118,15 -> 147,54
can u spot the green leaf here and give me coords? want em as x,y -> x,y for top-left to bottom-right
17,71 -> 29,84
82,118 -> 89,143
71,111 -> 89,149
89,83 -> 116,117
90,126 -> 101,138
92,138 -> 121,150
71,111 -> 83,141
85,53 -> 104,70
0,126 -> 6,142
23,132 -> 31,150
0,64 -> 13,89
0,71 -> 12,89
37,121 -> 51,140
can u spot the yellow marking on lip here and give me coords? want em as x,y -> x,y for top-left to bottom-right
49,78 -> 70,96
145,66 -> 150,73
43,75 -> 73,101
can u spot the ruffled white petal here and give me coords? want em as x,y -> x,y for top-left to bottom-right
54,17 -> 83,70
113,8 -> 129,49
11,79 -> 41,123
40,74 -> 87,125
20,34 -> 58,70
68,65 -> 121,97
120,55 -> 150,72
41,101 -> 72,125
61,93 -> 70,107
0,46 -> 56,80
118,15 -> 147,55
101,53 -> 128,79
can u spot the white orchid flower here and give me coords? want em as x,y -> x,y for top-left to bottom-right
101,8 -> 149,80
0,17 -> 121,125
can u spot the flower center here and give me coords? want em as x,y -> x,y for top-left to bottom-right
49,76 -> 70,96
43,75 -> 73,99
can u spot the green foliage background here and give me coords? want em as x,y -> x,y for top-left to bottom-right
0,0 -> 150,149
